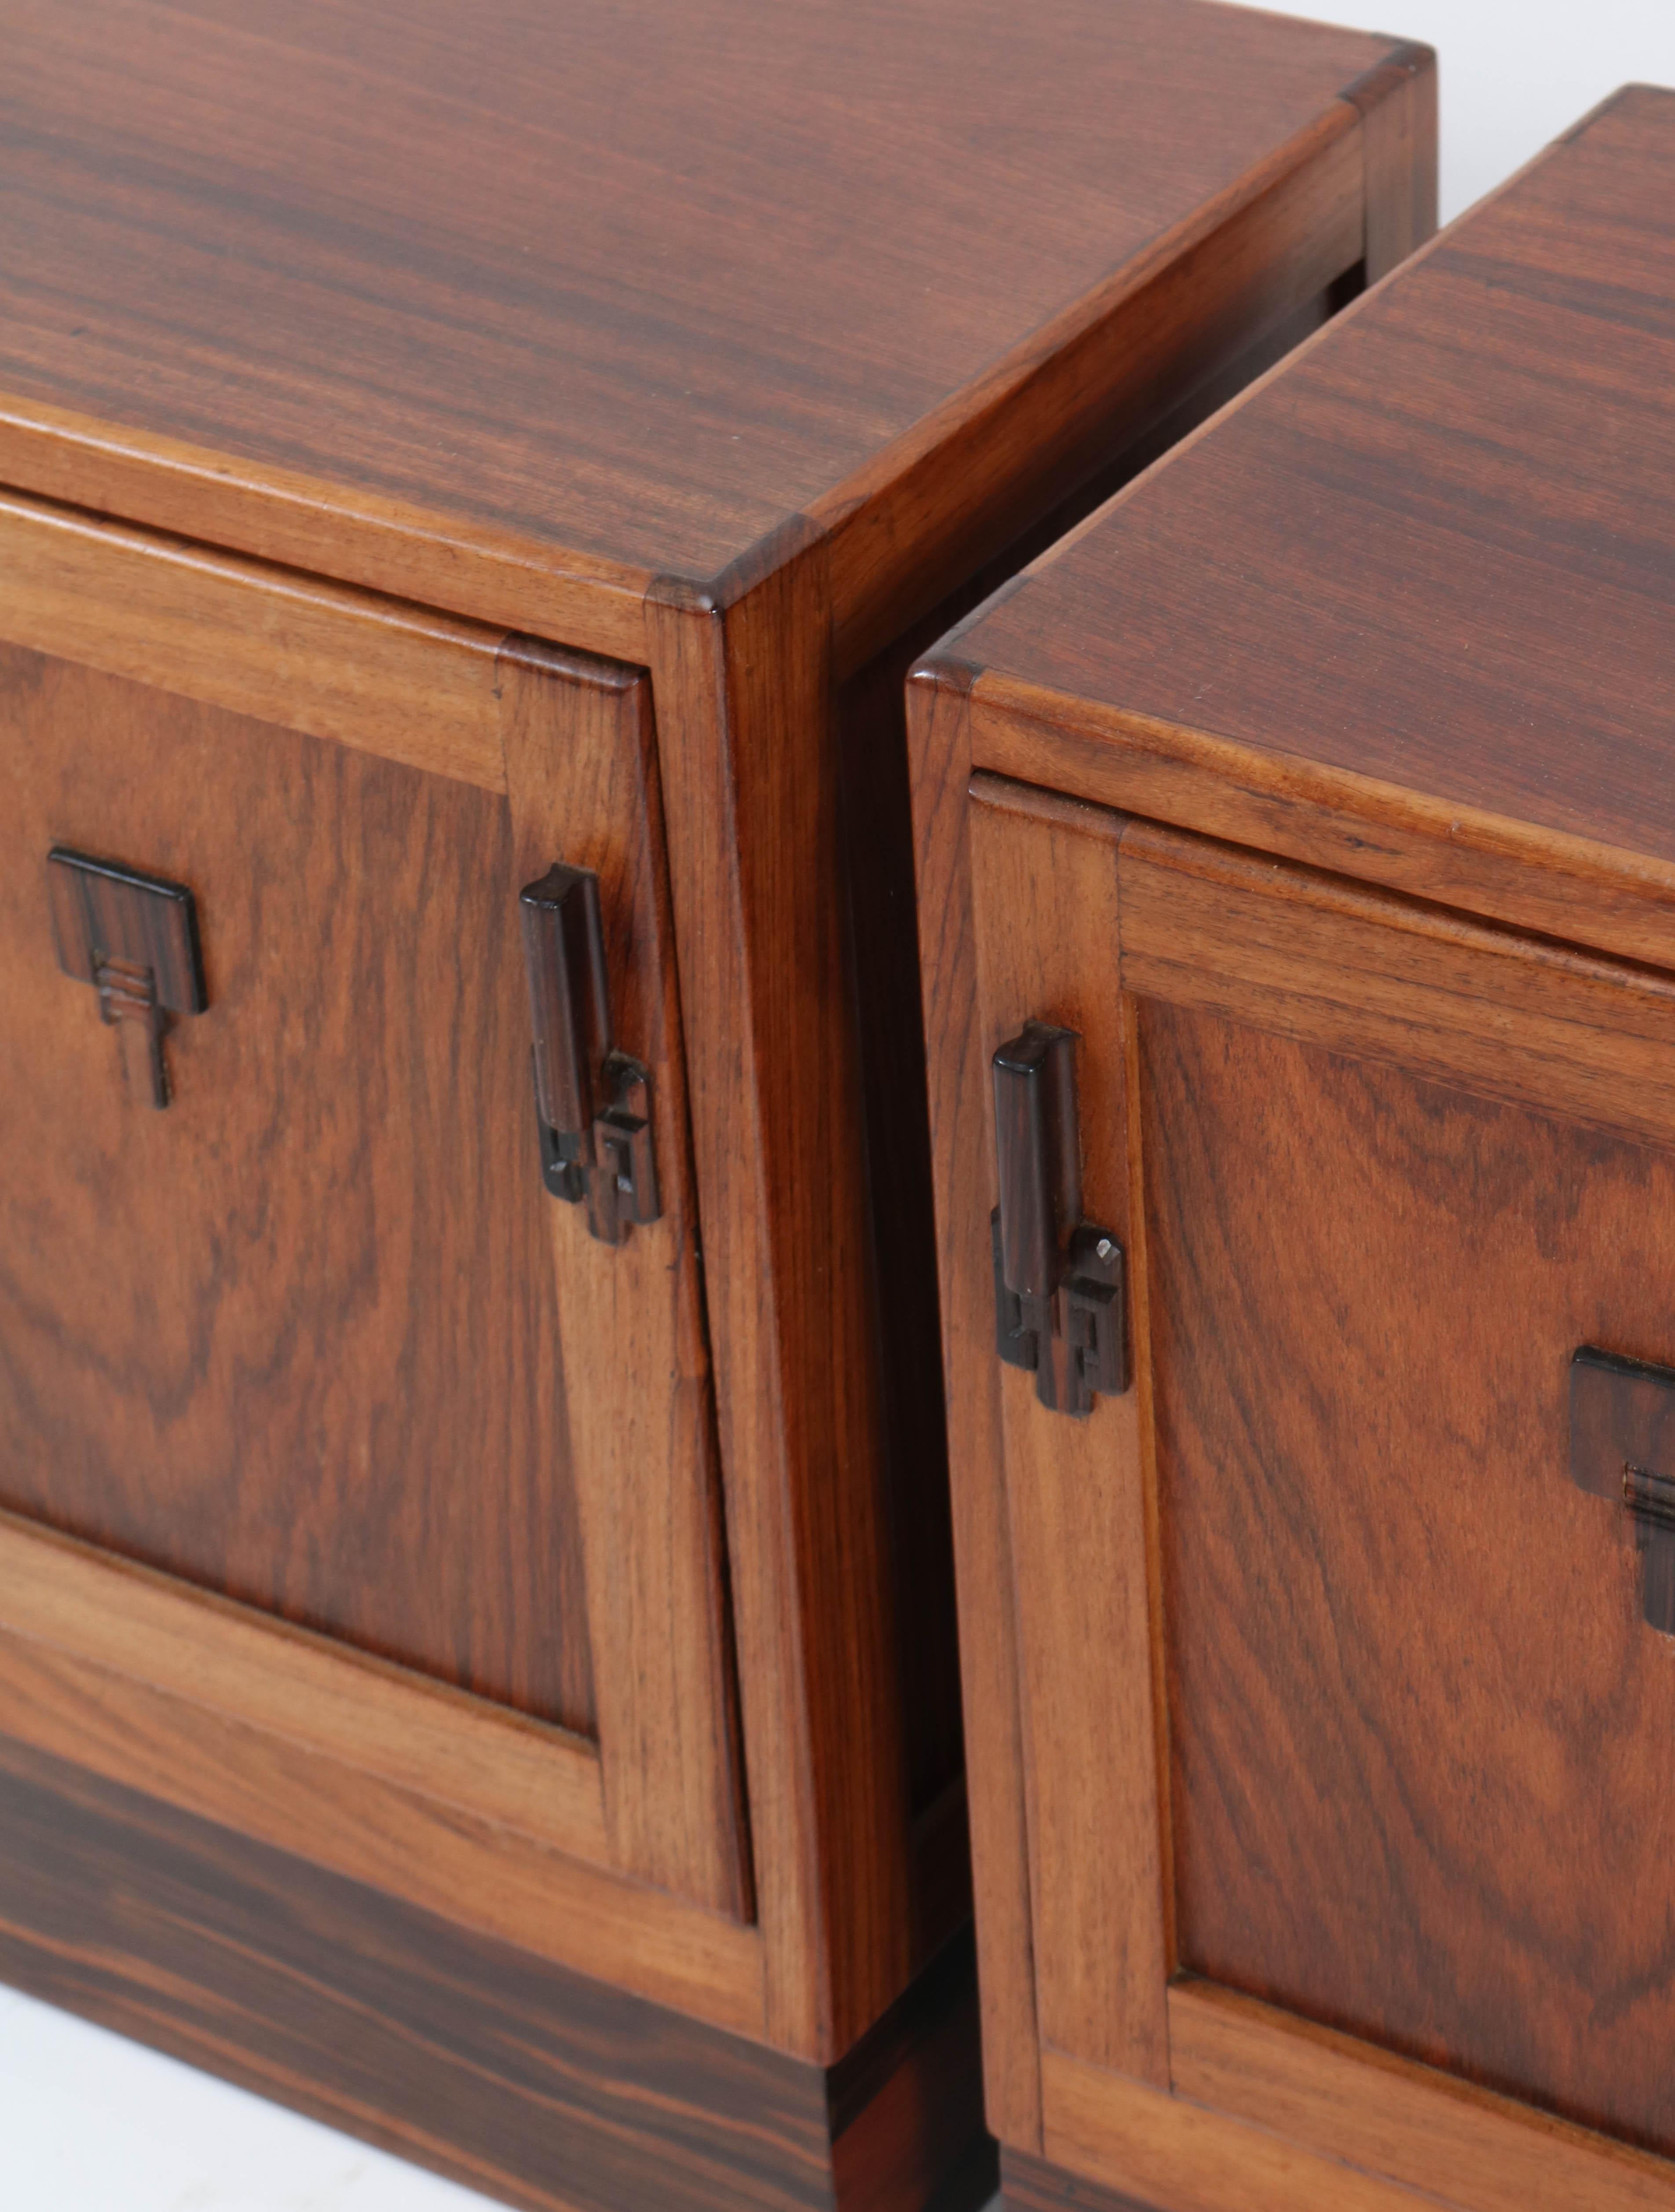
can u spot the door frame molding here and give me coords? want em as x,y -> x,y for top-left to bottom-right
0,1510 -> 765,2031
919,756 -> 1675,2205
0,494 -> 755,1975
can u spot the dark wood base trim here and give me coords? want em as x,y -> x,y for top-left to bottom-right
1001,2147 -> 1159,2212
0,1731 -> 994,2212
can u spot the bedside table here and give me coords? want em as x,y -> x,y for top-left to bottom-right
0,4 -> 1432,2206
912,82 -> 1675,2212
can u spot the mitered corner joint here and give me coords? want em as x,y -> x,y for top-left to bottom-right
520,861 -> 659,1246
991,1021 -> 1126,1417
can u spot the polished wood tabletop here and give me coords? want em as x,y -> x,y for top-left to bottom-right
943,86 -> 1675,962
0,0 -> 1403,594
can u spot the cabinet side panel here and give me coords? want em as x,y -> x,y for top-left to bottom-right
835,642 -> 964,1839
1143,1002 -> 1675,2156
821,102 -> 1368,671
832,272 -> 1379,1930
0,642 -> 593,1729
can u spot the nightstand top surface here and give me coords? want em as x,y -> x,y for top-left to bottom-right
0,0 -> 1397,600
944,88 -> 1675,888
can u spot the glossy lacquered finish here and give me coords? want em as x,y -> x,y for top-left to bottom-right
947,84 -> 1675,971
0,0 -> 1427,627
0,1 -> 1433,2204
911,87 -> 1675,2212
0,1732 -> 993,2212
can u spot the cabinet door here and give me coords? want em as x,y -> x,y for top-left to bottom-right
963,775 -> 1675,2209
0,497 -> 749,1973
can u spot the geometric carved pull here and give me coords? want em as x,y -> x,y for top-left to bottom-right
47,847 -> 208,1110
1570,1346 -> 1675,1635
991,1019 -> 1126,1417
519,860 -> 659,1246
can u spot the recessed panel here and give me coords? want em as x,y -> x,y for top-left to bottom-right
1143,996 -> 1675,2155
0,643 -> 594,1732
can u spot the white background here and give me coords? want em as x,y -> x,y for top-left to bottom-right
1259,0 -> 1675,223
10,3 -> 1675,2207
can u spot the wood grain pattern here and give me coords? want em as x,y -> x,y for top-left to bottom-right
917,763 -> 1675,2205
0,1731 -> 992,2212
906,660 -> 1043,2146
0,0 -> 1410,620
1000,2146 -> 1156,2212
0,1618 -> 766,2034
1144,1003 -> 1675,2154
888,87 -> 1425,2190
1168,1980 -> 1675,2212
1117,819 -> 1675,1153
0,1738 -> 786,2212
0,640 -> 595,1729
648,542 -> 911,2056
0,395 -> 652,668
827,1927 -> 998,2212
902,88 -> 1675,2212
0,1734 -> 758,2212
967,671 -> 1675,983
0,0 -> 1434,2128
831,271 -> 1380,1915
0,1509 -> 607,1864
1343,44 -> 1437,282
1035,2026 -> 1675,2212
1041,2047 -> 1433,2212
896,62 -> 1430,2124
957,88 -> 1675,974
816,99 -> 1368,675
0,512 -> 753,1909
0,488 -> 506,790
497,639 -> 748,1918
833,642 -> 965,1847
967,784 -> 1169,2085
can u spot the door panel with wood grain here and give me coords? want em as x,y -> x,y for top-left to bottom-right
1145,1001 -> 1675,2156
962,773 -> 1675,2199
0,640 -> 597,1731
0,507 -> 748,1921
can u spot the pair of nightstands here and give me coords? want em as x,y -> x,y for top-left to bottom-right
8,7 -> 1675,2212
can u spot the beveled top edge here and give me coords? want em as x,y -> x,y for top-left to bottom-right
930,86 -> 1675,965
0,0 -> 1415,641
